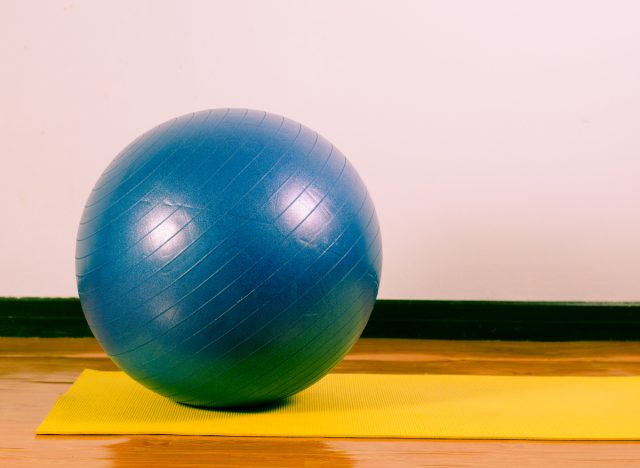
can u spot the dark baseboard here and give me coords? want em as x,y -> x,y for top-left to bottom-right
363,300 -> 640,340
1,297 -> 640,340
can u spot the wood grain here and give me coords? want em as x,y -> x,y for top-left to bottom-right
3,337 -> 640,467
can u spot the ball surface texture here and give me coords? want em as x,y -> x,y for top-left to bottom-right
76,109 -> 382,407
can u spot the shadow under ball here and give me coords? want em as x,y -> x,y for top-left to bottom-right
76,109 -> 382,407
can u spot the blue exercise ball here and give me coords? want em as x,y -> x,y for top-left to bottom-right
76,109 -> 382,407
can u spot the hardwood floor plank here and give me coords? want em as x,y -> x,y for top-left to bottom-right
3,337 -> 640,466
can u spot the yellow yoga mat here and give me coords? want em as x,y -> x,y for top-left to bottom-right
37,369 -> 640,440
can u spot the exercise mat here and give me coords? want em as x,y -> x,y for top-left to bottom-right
37,369 -> 640,440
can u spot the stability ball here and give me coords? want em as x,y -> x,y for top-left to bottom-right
76,109 -> 382,407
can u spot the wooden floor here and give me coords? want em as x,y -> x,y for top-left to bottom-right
3,338 -> 640,467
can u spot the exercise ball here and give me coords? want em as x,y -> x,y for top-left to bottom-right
76,108 -> 382,407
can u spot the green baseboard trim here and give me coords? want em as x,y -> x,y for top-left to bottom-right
1,297 -> 640,340
363,300 -> 640,340
0,298 -> 87,338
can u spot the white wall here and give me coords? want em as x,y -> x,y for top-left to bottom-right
1,0 -> 639,300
